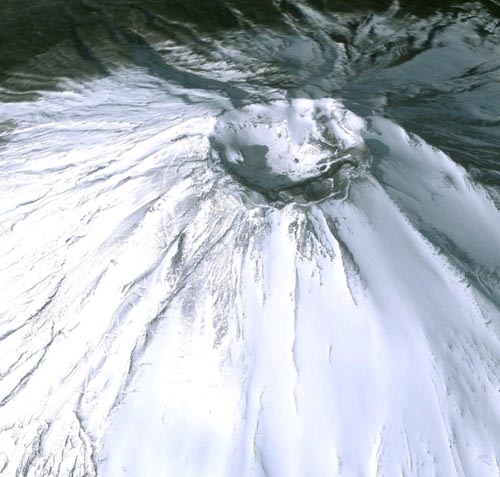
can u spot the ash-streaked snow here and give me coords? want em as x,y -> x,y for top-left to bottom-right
1,2 -> 500,476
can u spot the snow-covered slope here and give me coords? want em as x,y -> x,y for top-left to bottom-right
1,67 -> 500,476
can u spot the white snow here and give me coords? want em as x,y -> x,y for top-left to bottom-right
1,68 -> 500,477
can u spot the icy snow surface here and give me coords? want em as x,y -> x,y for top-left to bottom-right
1,58 -> 500,477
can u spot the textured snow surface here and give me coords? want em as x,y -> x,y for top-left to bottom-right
1,69 -> 500,477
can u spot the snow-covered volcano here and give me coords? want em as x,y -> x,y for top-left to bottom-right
1,2 -> 500,476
